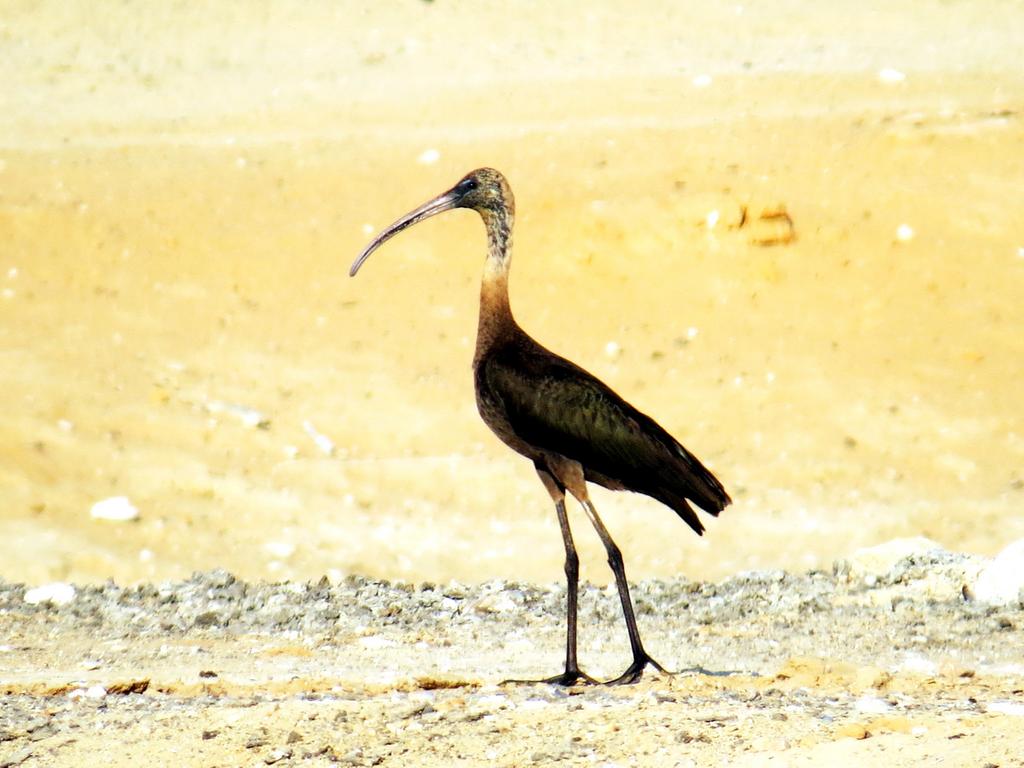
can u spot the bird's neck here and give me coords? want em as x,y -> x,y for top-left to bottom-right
475,209 -> 517,362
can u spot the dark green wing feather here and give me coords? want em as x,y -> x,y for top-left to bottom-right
480,343 -> 730,532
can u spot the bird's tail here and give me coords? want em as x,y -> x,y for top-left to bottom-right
681,443 -> 731,510
655,442 -> 731,535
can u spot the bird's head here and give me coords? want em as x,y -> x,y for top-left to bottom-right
350,168 -> 514,277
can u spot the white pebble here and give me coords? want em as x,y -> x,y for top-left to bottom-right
206,400 -> 269,429
520,698 -> 551,711
90,496 -> 139,522
475,592 -> 518,613
24,582 -> 76,606
846,537 -> 943,579
687,326 -> 699,340
265,540 -> 296,559
692,74 -> 713,88
1016,247 -> 1024,259
878,68 -> 906,83
604,340 -> 621,359
973,538 -> 1024,605
6,267 -> 17,279
897,652 -> 938,676
57,419 -> 74,432
302,420 -> 336,456
988,700 -> 1024,716
138,548 -> 154,563
854,695 -> 891,713
81,685 -> 108,700
283,444 -> 299,460
896,224 -> 915,242
362,223 -> 375,236
359,634 -> 397,649
705,210 -> 720,229
417,148 -> 441,165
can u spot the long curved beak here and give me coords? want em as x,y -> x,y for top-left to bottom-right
349,187 -> 463,277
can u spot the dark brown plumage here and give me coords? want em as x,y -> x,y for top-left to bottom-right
351,168 -> 730,685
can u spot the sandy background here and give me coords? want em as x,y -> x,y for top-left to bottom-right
2,0 -> 1023,588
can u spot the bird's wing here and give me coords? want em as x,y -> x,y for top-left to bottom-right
480,346 -> 729,516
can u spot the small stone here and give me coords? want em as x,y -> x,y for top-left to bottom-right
302,420 -> 336,456
878,68 -> 906,83
896,653 -> 938,676
69,684 -> 107,701
843,537 -> 944,580
205,400 -> 270,429
836,722 -> 870,740
417,148 -> 441,165
24,582 -> 76,606
474,591 -> 518,613
0,746 -> 33,767
264,541 -> 296,559
854,695 -> 891,714
264,747 -> 292,764
193,611 -> 221,628
895,224 -> 914,242
973,538 -> 1024,605
987,701 -> 1024,716
90,496 -> 139,522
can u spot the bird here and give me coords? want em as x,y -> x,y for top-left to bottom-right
350,168 -> 731,685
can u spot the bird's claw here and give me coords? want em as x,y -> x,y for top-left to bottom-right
604,653 -> 672,685
501,667 -> 599,687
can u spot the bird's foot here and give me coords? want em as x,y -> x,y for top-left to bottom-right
604,652 -> 672,686
501,667 -> 599,687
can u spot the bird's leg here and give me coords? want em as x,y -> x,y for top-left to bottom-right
546,489 -> 597,686
502,468 -> 596,687
579,498 -> 671,685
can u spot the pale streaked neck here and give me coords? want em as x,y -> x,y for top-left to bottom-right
476,208 -> 516,348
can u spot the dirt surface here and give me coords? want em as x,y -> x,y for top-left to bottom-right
3,554 -> 1024,767
3,1 -> 1024,765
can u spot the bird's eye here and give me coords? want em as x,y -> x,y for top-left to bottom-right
456,178 -> 478,194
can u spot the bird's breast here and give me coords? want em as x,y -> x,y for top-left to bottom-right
473,363 -> 537,460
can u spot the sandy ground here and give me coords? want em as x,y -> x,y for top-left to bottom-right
2,0 -> 1024,765
2,559 -> 1024,768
